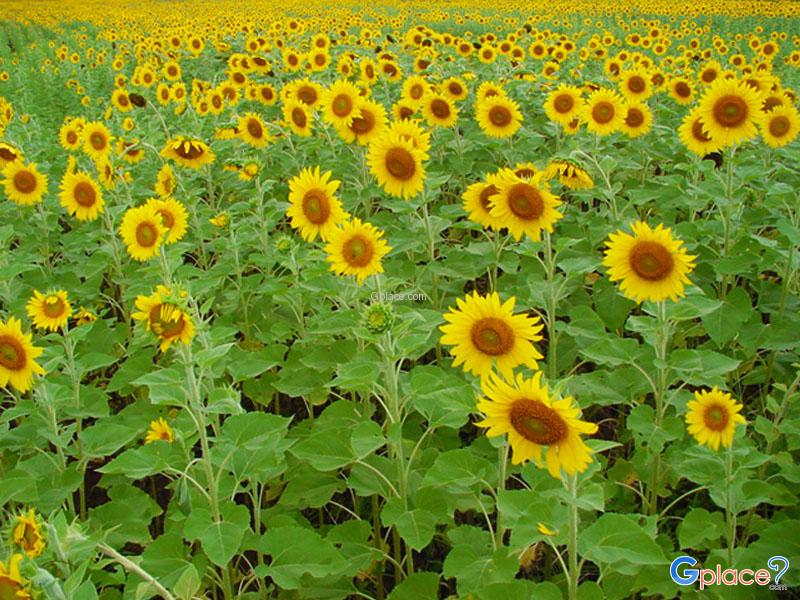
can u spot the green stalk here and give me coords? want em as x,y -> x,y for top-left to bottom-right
567,474 -> 580,600
647,301 -> 670,516
725,444 -> 736,566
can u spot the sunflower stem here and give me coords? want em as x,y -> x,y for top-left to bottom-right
566,473 -> 580,600
725,443 -> 736,566
718,145 -> 736,300
647,301 -> 670,516
544,231 -> 559,380
495,443 -> 509,548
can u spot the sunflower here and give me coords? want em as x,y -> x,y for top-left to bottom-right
321,80 -> 362,128
111,88 -> 133,112
489,170 -> 562,241
155,163 -> 175,197
59,171 -> 104,221
12,509 -> 45,558
324,217 -> 391,285
119,204 -> 167,261
678,108 -> 720,156
668,77 -> 695,105
367,131 -> 427,199
439,291 -> 543,379
283,98 -> 313,137
0,142 -> 22,167
0,316 -> 45,393
287,166 -> 348,241
442,76 -> 469,102
82,121 -> 113,161
619,68 -> 652,100
760,105 -> 800,148
58,121 -> 82,151
620,100 -> 653,138
422,93 -> 458,128
2,161 -> 48,206
132,285 -> 195,352
386,118 -> 431,154
0,554 -> 31,600
603,221 -> 696,303
291,78 -> 324,110
544,85 -> 584,127
75,307 -> 97,326
685,387 -> 746,451
697,78 -> 763,148
476,95 -> 523,138
477,371 -> 598,474
401,75 -> 430,107
145,197 -> 188,244
582,88 -> 625,135
542,160 -> 594,190
145,418 -> 174,443
26,290 -> 72,332
160,137 -> 215,169
236,112 -> 271,148
461,172 -> 504,229
337,98 -> 388,146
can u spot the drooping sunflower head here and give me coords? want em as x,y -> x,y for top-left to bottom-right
119,204 -> 167,261
489,169 -> 563,241
439,291 -> 544,379
476,371 -> 598,475
160,137 -> 215,169
286,166 -> 348,242
59,171 -> 104,221
685,387 -> 746,451
0,316 -> 45,394
603,220 -> 696,304
476,94 -> 523,138
2,161 -> 48,207
26,289 -> 73,332
155,163 -> 175,198
542,160 -> 594,190
145,417 -> 175,444
0,553 -> 31,599
12,509 -> 46,559
324,217 -> 392,285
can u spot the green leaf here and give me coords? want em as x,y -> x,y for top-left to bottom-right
386,572 -> 440,600
406,365 -> 476,429
172,565 -> 201,600
328,349 -> 381,392
668,349 -> 740,387
199,520 -> 245,567
579,514 -> 667,566
257,526 -> 348,589
382,498 -> 438,551
677,508 -> 725,549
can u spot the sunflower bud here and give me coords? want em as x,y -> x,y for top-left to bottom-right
362,302 -> 395,334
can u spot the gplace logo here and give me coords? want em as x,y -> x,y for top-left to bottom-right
670,555 -> 789,591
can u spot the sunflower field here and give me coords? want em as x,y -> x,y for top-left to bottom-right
1,0 -> 800,598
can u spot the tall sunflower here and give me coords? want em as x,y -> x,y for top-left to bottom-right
542,160 -> 594,190
160,136 -> 215,169
321,80 -> 362,128
603,221 -> 696,303
620,100 -> 653,138
476,371 -> 598,475
760,105 -> 799,148
82,121 -> 113,161
145,197 -> 188,244
461,172 -> 504,230
119,205 -> 167,261
154,163 -> 175,197
582,88 -> 625,135
685,387 -> 746,451
367,131 -> 427,199
58,120 -> 82,151
324,218 -> 391,285
26,290 -> 73,332
697,78 -> 763,148
439,291 -> 543,379
283,98 -> 313,137
422,93 -> 458,128
2,161 -> 48,206
12,509 -> 45,558
476,95 -> 523,138
286,166 -> 348,241
0,316 -> 45,394
236,112 -> 271,148
59,171 -> 104,221
132,286 -> 195,352
489,170 -> 562,241
337,98 -> 388,145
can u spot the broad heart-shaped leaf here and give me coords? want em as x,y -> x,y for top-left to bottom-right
386,572 -> 440,600
327,348 -> 382,393
579,513 -> 667,566
405,365 -> 476,429
214,412 -> 292,483
677,508 -> 725,550
443,544 -> 520,593
290,400 -> 371,471
97,442 -> 181,479
198,520 -> 245,567
131,366 -> 186,406
382,498 -> 438,551
668,349 -> 740,387
579,336 -> 645,367
257,526 -> 348,589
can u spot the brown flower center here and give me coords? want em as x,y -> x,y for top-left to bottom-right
74,181 -> 96,207
0,335 -> 25,370
509,399 -> 568,445
13,170 -> 37,194
398,106 -> 414,120
627,75 -> 646,93
297,85 -> 318,105
479,184 -> 498,211
629,240 -> 674,281
0,146 -> 18,162
430,98 -> 451,119
674,81 -> 691,98
591,101 -> 615,124
291,107 -> 307,128
90,132 -> 107,151
175,142 -> 205,160
410,84 -> 424,100
246,118 -> 263,139
157,208 -> 175,229
768,115 -> 790,137
713,94 -> 748,127
507,183 -> 544,220
554,93 -> 574,113
302,190 -> 331,224
332,94 -> 353,117
625,107 -> 644,128
66,130 -> 78,144
703,404 -> 729,432
470,317 -> 514,356
150,305 -> 185,338
385,147 -> 416,181
692,118 -> 712,142
515,168 -> 535,179
489,105 -> 512,127
448,82 -> 463,96
43,296 -> 66,318
343,235 -> 374,267
701,69 -> 717,83
350,109 -> 375,135
136,222 -> 159,247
